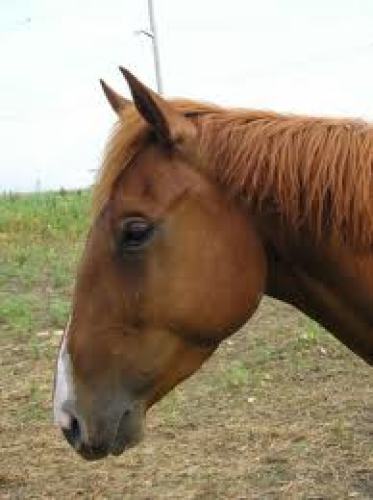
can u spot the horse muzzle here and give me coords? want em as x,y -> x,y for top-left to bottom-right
53,324 -> 145,460
55,398 -> 145,460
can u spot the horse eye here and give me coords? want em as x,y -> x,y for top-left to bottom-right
120,217 -> 155,252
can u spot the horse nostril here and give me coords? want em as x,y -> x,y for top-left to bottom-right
62,415 -> 82,449
71,416 -> 81,442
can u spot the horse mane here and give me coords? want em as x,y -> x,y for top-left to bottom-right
93,100 -> 373,251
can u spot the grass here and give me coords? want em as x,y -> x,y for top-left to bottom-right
0,190 -> 89,341
0,190 -> 89,238
1,190 -> 373,499
219,360 -> 249,389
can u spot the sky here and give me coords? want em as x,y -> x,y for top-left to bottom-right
2,0 -> 373,192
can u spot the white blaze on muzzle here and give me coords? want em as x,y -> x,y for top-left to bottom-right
53,318 -> 75,429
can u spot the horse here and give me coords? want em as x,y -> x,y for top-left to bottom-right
53,67 -> 373,460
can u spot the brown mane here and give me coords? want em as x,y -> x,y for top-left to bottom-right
94,100 -> 373,251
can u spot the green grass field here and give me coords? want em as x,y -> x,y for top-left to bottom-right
1,191 -> 373,499
0,190 -> 89,340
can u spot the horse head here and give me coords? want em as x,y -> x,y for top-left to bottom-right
53,69 -> 266,460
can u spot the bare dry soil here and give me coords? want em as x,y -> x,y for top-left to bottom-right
1,192 -> 373,499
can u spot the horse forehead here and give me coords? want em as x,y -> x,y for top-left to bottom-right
113,148 -> 199,212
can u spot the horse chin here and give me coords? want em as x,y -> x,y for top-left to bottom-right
109,405 -> 145,457
110,430 -> 144,456
110,435 -> 142,456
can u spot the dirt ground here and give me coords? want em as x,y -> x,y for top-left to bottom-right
1,298 -> 373,499
1,192 -> 373,499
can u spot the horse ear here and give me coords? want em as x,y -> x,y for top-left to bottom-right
99,79 -> 131,114
119,67 -> 195,146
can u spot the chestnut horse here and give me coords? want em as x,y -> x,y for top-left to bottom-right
53,68 -> 373,460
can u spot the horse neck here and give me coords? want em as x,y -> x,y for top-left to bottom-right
196,110 -> 373,363
257,212 -> 373,365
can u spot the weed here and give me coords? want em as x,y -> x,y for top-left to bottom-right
220,360 -> 248,389
0,294 -> 38,335
159,389 -> 184,426
297,318 -> 326,347
48,297 -> 70,328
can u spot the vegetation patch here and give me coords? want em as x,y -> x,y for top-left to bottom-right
1,191 -> 372,499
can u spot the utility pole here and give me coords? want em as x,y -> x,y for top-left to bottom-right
148,0 -> 163,94
135,0 -> 163,94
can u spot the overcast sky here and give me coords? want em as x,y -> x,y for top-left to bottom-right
2,0 -> 373,192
